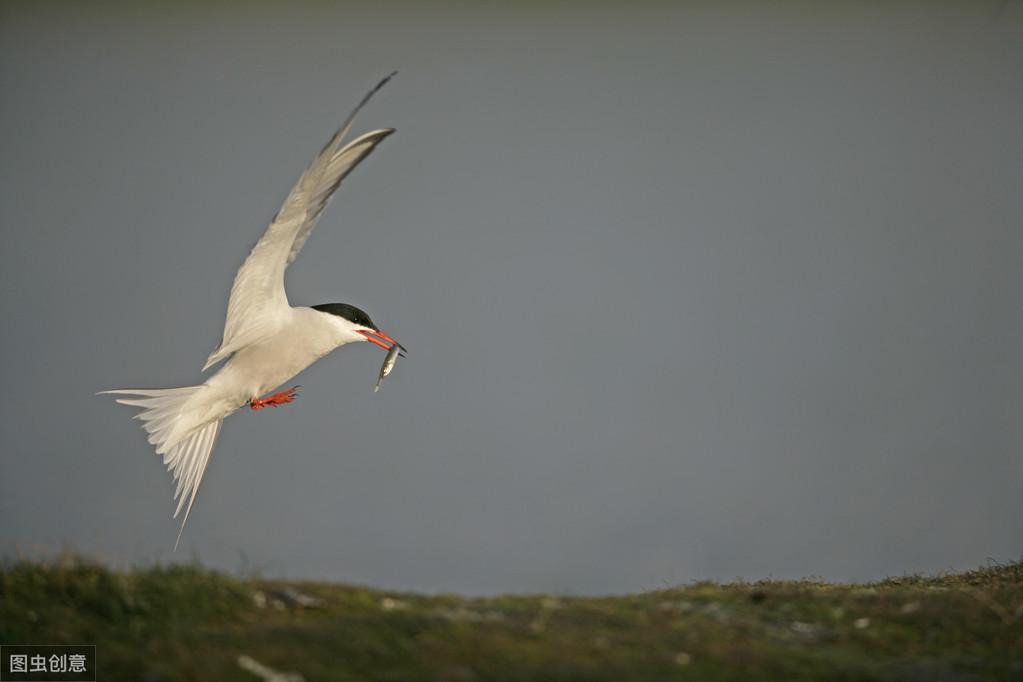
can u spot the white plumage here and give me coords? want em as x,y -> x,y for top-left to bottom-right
102,74 -> 403,550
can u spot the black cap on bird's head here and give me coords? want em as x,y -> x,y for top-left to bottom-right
313,303 -> 377,329
313,302 -> 406,355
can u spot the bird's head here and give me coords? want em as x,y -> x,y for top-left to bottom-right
312,303 -> 406,354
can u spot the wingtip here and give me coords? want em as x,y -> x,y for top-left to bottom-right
364,72 -> 398,103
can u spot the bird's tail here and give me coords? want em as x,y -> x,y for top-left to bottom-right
100,386 -> 223,550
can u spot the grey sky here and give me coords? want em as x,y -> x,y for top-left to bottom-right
1,1 -> 1020,595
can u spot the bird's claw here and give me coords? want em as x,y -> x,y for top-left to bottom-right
250,385 -> 300,410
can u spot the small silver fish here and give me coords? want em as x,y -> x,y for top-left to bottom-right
375,343 -> 402,392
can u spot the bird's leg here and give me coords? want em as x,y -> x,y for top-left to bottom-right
250,386 -> 300,410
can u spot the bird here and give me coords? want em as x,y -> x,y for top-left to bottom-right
101,73 -> 406,550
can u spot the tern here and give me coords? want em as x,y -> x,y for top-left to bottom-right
102,73 -> 406,550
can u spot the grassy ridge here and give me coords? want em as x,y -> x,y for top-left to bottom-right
1,556 -> 1021,680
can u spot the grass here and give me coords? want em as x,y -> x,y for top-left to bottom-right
1,555 -> 1021,680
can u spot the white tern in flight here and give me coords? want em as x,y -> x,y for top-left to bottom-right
102,73 -> 406,549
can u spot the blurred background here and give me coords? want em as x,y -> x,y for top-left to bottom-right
1,0 -> 1020,595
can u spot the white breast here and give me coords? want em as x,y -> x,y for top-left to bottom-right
205,307 -> 354,409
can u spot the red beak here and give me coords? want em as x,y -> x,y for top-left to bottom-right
358,329 -> 407,356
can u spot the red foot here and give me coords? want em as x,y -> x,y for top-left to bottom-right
250,386 -> 300,410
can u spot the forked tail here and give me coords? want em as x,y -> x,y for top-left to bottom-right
99,386 -> 223,550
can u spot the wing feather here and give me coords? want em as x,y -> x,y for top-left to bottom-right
204,73 -> 397,370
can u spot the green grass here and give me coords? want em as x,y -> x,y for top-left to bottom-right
2,556 -> 1021,680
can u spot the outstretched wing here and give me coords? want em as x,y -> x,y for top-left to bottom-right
204,73 -> 397,371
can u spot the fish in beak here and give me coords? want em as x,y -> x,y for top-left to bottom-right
357,329 -> 407,357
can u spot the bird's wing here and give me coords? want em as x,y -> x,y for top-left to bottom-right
204,73 -> 397,371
